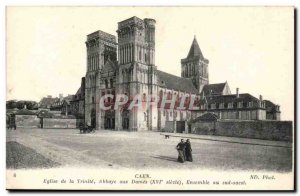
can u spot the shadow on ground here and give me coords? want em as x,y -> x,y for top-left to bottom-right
151,155 -> 178,163
6,141 -> 60,169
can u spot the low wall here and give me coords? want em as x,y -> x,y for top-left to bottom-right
43,118 -> 80,129
15,115 -> 40,128
191,120 -> 293,142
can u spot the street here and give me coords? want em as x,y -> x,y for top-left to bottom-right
6,128 -> 292,172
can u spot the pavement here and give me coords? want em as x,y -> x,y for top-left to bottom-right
6,128 -> 293,172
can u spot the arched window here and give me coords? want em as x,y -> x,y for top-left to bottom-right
105,79 -> 108,88
185,66 -> 188,76
139,50 -> 141,61
110,78 -> 114,88
168,92 -> 171,99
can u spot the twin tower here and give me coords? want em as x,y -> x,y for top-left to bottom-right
84,16 -> 209,130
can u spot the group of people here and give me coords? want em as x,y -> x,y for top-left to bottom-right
176,139 -> 193,163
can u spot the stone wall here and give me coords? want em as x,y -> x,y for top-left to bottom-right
43,118 -> 79,129
191,120 -> 293,142
15,115 -> 40,128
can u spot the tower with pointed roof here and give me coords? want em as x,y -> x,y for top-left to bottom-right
181,36 -> 209,93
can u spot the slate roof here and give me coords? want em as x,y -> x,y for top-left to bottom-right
205,93 -> 260,104
202,83 -> 226,96
75,87 -> 81,95
51,95 -> 74,108
187,37 -> 204,59
72,87 -> 82,101
156,70 -> 198,94
39,97 -> 58,108
265,100 -> 278,113
64,95 -> 74,101
191,113 -> 219,122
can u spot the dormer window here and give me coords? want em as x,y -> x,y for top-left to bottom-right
211,103 -> 216,109
238,102 -> 243,108
248,101 -> 253,107
219,103 -> 224,109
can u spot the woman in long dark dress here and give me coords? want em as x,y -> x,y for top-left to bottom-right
176,139 -> 186,163
185,139 -> 193,162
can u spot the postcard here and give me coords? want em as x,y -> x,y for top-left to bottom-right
6,6 -> 294,191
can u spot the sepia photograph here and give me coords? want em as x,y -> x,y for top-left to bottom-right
5,6 -> 294,191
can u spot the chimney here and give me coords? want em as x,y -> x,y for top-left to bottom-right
236,88 -> 239,98
59,93 -> 63,100
259,95 -> 264,108
47,95 -> 52,98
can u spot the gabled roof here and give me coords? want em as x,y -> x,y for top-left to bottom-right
51,95 -> 74,108
265,100 -> 278,113
64,95 -> 74,101
157,70 -> 198,94
202,83 -> 227,96
39,97 -> 58,108
187,36 -> 204,59
191,113 -> 219,122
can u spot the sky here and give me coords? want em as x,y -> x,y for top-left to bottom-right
6,7 -> 294,120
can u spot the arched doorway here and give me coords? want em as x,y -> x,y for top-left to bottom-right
90,108 -> 96,128
122,110 -> 129,130
104,110 -> 115,129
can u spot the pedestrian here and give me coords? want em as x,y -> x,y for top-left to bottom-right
176,139 -> 186,163
185,139 -> 193,162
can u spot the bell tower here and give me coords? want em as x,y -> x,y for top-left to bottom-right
115,16 -> 158,131
181,36 -> 209,93
85,30 -> 117,129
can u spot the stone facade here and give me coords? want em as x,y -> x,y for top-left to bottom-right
84,30 -> 118,128
82,16 -> 281,132
70,77 -> 85,119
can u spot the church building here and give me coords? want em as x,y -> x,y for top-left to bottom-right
74,16 -> 281,132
